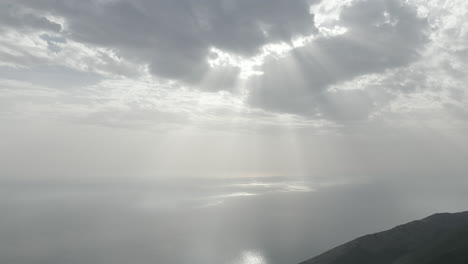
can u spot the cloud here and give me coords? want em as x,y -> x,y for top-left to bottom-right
7,0 -> 317,87
0,3 -> 62,33
248,0 -> 428,120
0,65 -> 102,89
198,64 -> 242,92
1,0 -> 467,127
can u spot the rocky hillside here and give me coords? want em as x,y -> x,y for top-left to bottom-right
299,211 -> 468,264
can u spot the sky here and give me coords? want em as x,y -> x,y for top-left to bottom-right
0,0 -> 468,263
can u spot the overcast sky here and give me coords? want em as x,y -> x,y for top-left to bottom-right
1,0 -> 468,263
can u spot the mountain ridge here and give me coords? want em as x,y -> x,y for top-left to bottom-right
299,211 -> 468,264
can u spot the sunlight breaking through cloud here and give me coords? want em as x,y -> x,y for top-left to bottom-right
1,0 -> 468,263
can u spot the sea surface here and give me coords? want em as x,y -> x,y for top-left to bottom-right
1,176 -> 466,264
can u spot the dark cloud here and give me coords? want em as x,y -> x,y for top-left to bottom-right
249,0 -> 428,119
0,3 -> 62,33
8,0 -> 317,86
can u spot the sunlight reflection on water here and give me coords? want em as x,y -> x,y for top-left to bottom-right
139,177 -> 318,210
232,250 -> 268,264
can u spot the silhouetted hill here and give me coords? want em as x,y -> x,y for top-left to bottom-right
299,211 -> 468,264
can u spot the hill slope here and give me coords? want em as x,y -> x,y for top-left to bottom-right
299,211 -> 468,264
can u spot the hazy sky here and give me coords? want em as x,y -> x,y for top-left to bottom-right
1,0 -> 468,263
